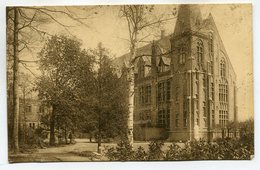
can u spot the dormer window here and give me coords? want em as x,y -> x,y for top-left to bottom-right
158,59 -> 165,72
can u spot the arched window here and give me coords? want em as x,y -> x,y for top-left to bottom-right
197,40 -> 203,64
178,47 -> 186,64
220,59 -> 226,78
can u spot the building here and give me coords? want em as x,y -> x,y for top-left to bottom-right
19,98 -> 47,129
116,4 -> 238,141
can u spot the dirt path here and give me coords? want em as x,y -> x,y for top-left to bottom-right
9,138 -> 100,163
9,139 -> 177,163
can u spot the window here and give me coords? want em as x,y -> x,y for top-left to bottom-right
212,110 -> 215,126
196,72 -> 199,81
39,105 -> 45,113
197,40 -> 203,64
158,59 -> 165,73
139,65 -> 145,78
211,83 -> 214,101
167,80 -> 171,100
175,87 -> 179,102
158,82 -> 164,102
203,74 -> 206,87
196,111 -> 200,125
219,84 -> 228,103
209,33 -> 214,56
183,99 -> 188,127
139,87 -> 143,104
219,82 -> 228,127
144,85 -> 151,104
175,113 -> 179,127
158,109 -> 169,127
146,112 -> 151,121
166,109 -> 170,129
139,85 -> 151,105
158,81 -> 171,103
26,105 -> 32,113
203,101 -> 206,117
211,61 -> 214,74
178,47 -> 186,64
220,59 -> 226,78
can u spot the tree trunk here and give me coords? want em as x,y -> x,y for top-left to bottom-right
12,7 -> 20,153
65,127 -> 68,144
127,66 -> 134,144
127,35 -> 138,145
97,131 -> 101,153
49,105 -> 56,146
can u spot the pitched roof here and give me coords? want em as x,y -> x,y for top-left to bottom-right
113,34 -> 172,69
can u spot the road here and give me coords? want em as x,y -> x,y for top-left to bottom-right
9,138 -> 176,163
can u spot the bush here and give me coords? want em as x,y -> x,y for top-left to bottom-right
104,137 -> 254,161
104,140 -> 135,161
147,140 -> 164,160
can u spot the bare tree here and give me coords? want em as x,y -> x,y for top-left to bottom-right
119,5 -> 176,144
6,6 -> 99,152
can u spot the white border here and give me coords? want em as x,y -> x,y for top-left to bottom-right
1,0 -> 259,170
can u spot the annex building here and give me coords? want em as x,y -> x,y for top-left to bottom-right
115,4 -> 238,141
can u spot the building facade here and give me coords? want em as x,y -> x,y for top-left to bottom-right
19,98 -> 50,133
117,4 -> 237,141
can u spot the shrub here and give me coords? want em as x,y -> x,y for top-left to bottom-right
104,140 -> 134,161
147,140 -> 164,160
105,137 -> 254,161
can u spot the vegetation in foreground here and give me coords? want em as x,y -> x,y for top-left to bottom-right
105,120 -> 254,161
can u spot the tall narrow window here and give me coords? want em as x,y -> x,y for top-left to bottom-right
158,110 -> 165,127
211,82 -> 214,101
139,65 -> 145,78
178,47 -> 186,64
147,85 -> 151,104
209,33 -> 214,57
220,60 -> 226,78
26,105 -> 32,113
175,113 -> 179,127
139,87 -> 143,105
197,40 -> 203,64
219,81 -> 228,127
166,109 -> 170,129
140,85 -> 151,105
183,98 -> 188,127
167,80 -> 171,100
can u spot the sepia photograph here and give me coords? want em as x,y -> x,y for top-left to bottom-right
6,3 -> 253,163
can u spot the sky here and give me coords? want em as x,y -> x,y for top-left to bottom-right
17,4 -> 253,121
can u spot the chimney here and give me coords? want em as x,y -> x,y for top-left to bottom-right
161,30 -> 166,39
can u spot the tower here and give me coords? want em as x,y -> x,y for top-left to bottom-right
168,4 -> 237,141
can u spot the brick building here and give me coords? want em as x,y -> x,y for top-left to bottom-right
116,4 -> 238,141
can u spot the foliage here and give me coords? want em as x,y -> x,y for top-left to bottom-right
37,35 -> 129,146
105,136 -> 254,161
105,140 -> 135,161
147,140 -> 164,160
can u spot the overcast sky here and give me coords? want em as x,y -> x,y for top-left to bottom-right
18,4 -> 253,121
